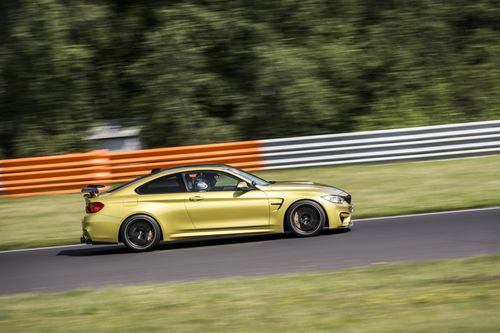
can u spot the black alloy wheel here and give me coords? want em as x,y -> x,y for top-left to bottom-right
121,215 -> 161,252
287,200 -> 326,237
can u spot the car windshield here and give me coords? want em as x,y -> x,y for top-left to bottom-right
227,166 -> 269,186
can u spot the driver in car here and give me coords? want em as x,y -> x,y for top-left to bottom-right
193,172 -> 219,192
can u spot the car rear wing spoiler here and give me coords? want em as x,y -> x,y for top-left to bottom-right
81,184 -> 106,198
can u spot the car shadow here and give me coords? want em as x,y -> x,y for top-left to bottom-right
324,227 -> 351,235
57,245 -> 130,257
57,228 -> 350,257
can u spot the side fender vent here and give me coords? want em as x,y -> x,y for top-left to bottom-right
269,198 -> 284,211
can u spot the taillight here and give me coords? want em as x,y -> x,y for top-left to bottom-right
86,202 -> 104,213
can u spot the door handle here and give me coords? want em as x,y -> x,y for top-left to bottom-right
189,196 -> 204,201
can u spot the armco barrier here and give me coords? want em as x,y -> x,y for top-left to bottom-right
1,120 -> 499,196
0,141 -> 262,197
258,120 -> 500,169
0,150 -> 112,197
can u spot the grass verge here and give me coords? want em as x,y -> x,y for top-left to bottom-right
1,155 -> 500,250
1,255 -> 499,332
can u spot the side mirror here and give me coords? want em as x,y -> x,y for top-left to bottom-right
236,181 -> 253,191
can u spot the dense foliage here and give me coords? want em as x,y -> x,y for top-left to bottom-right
1,0 -> 499,157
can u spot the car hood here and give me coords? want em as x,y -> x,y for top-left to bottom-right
262,181 -> 349,196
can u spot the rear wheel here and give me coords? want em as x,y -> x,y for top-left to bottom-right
287,200 -> 326,237
121,215 -> 161,252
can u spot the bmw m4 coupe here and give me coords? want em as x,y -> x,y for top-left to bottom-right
81,164 -> 353,251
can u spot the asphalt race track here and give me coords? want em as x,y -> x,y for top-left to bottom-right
1,207 -> 499,294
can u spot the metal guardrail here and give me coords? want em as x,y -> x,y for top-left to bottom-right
1,120 -> 499,196
258,120 -> 500,169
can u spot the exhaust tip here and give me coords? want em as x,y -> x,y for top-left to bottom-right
80,235 -> 92,244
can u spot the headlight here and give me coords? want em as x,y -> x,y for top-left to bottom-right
322,195 -> 346,204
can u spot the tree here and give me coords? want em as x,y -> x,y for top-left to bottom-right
0,0 -> 499,157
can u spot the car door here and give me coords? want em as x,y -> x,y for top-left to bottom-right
183,170 -> 269,230
136,172 -> 195,236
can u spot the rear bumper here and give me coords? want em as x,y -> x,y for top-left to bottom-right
81,236 -> 90,244
80,233 -> 116,245
81,230 -> 92,244
81,214 -> 121,243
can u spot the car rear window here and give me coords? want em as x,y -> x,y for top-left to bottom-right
107,175 -> 151,193
135,174 -> 186,194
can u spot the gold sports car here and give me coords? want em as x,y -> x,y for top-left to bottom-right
81,164 -> 353,252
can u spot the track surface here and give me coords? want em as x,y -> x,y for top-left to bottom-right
1,207 -> 499,294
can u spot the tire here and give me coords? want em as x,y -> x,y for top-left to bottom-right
121,215 -> 161,252
286,200 -> 326,237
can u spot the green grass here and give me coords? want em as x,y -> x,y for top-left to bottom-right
1,155 -> 500,250
0,193 -> 84,250
1,255 -> 499,332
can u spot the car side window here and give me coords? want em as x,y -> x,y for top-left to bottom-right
135,173 -> 186,194
184,170 -> 241,192
213,172 -> 240,191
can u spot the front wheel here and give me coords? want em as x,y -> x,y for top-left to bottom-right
121,215 -> 161,252
287,200 -> 326,237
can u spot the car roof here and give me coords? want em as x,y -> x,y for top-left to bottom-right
158,163 -> 233,173
106,164 -> 238,195
148,164 -> 238,178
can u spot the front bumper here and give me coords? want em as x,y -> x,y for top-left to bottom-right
339,205 -> 353,227
321,199 -> 353,228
